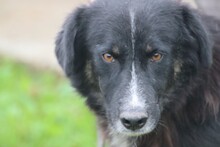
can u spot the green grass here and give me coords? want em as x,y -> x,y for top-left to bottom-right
0,58 -> 96,147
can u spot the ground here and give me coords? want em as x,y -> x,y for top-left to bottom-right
0,58 -> 96,147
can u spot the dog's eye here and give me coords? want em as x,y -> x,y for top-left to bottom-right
150,52 -> 163,62
103,53 -> 115,63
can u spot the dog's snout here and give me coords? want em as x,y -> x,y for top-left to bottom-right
120,112 -> 148,131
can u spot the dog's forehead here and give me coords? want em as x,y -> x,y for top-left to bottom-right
87,0 -> 180,48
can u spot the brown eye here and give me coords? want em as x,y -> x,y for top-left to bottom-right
151,52 -> 163,62
103,53 -> 115,63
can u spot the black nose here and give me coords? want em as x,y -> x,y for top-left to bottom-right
121,116 -> 148,131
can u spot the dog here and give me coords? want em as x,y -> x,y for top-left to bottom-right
55,0 -> 220,146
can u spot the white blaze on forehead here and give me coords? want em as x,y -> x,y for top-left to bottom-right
129,63 -> 145,107
128,10 -> 145,108
130,10 -> 136,53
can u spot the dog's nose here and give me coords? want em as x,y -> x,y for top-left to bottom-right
120,113 -> 148,131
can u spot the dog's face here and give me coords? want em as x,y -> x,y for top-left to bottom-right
56,0 -> 212,136
89,5 -> 175,135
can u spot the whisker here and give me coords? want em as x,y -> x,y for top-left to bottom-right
158,121 -> 169,130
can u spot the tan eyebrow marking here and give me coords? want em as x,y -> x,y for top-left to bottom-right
112,46 -> 120,55
146,45 -> 153,53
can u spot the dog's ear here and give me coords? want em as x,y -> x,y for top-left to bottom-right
181,6 -> 213,68
55,7 -> 87,75
55,7 -> 91,95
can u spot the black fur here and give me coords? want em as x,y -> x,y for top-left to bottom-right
55,0 -> 220,146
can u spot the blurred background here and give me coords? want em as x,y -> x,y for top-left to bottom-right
0,0 -> 219,147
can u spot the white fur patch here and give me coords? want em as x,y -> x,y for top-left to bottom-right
128,10 -> 145,108
110,135 -> 129,147
130,10 -> 136,53
129,63 -> 145,108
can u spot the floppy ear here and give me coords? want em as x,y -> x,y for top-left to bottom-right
55,7 -> 91,95
181,6 -> 213,68
55,7 -> 87,75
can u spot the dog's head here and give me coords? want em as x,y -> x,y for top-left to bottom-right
55,0 -> 212,136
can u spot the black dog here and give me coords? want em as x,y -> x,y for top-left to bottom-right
55,0 -> 220,146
